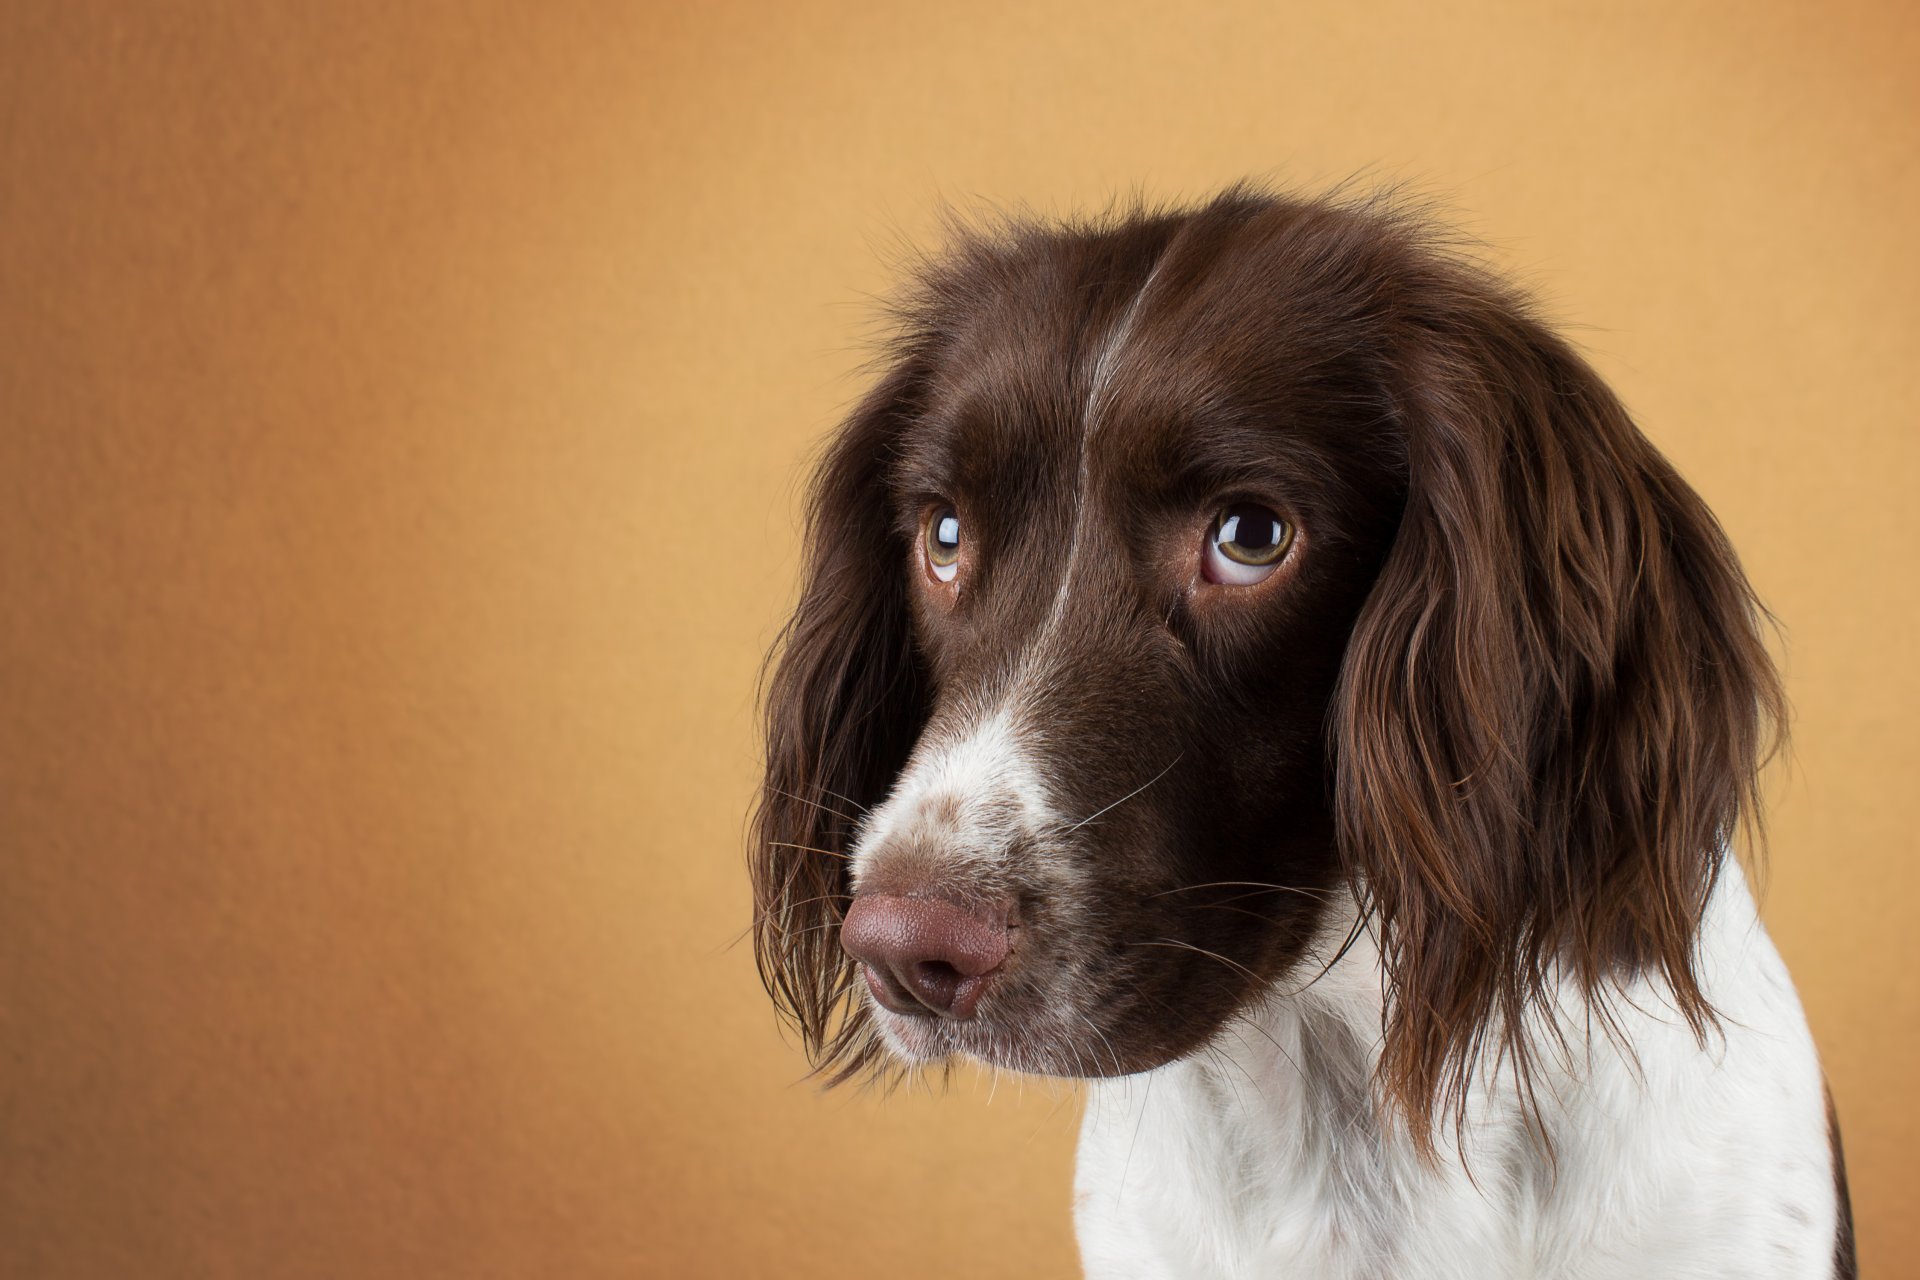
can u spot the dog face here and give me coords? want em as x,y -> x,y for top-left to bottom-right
833,208 -> 1406,1076
753,190 -> 1782,1137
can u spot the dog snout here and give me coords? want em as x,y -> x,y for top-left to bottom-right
840,893 -> 1013,1019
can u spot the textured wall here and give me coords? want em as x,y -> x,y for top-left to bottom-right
1,2 -> 1914,1276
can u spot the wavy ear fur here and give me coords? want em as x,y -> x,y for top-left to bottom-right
751,359 -> 930,1082
1334,262 -> 1787,1151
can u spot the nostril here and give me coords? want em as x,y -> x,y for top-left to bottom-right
911,959 -> 964,1011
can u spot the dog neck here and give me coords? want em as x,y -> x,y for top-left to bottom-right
1071,864 -> 1843,1280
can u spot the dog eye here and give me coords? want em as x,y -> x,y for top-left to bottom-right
924,506 -> 961,583
1203,503 -> 1292,585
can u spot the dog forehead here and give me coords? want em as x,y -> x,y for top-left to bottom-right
919,279 -> 1253,444
921,310 -> 1326,496
897,213 -> 1400,517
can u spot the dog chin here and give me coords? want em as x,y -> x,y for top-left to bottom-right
866,998 -> 1149,1080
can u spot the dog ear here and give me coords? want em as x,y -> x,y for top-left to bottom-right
1332,273 -> 1786,1151
752,357 -> 931,1082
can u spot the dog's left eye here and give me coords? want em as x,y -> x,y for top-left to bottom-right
924,506 -> 961,583
1204,503 -> 1293,585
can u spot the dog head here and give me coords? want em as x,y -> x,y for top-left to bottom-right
751,188 -> 1782,1139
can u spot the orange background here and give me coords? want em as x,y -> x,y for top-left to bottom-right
2,2 -> 1915,1276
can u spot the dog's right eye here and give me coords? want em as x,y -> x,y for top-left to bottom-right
924,506 -> 961,583
1203,503 -> 1292,586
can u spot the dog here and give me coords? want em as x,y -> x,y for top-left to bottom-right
750,187 -> 1853,1279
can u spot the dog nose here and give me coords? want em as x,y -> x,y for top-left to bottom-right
840,894 -> 1011,1019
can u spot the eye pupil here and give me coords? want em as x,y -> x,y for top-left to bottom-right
936,515 -> 959,549
1229,515 -> 1278,551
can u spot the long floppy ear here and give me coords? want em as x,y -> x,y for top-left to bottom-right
751,357 -> 930,1082
1333,270 -> 1786,1150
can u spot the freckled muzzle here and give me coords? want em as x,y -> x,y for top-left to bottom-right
840,893 -> 1014,1019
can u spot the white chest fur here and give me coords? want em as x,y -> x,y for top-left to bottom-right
1073,866 -> 1838,1279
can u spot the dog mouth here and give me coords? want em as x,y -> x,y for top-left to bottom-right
851,922 -> 1249,1080
837,847 -> 1329,1079
841,912 -> 1130,1077
863,992 -> 1141,1078
837,890 -> 1153,1077
838,873 -> 1332,1079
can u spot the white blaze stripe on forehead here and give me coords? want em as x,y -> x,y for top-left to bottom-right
1081,255 -> 1167,436
851,704 -> 1060,889
1034,252 -> 1173,652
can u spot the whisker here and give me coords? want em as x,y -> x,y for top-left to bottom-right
1073,1009 -> 1127,1079
767,840 -> 854,861
1203,1040 -> 1263,1106
1120,1069 -> 1156,1202
1274,900 -> 1374,999
1225,1002 -> 1305,1077
1061,753 -> 1184,835
1126,963 -> 1305,1081
766,786 -> 865,827
1215,889 -> 1327,909
1180,901 -> 1295,926
1148,881 -> 1338,901
1130,938 -> 1264,987
1020,1089 -> 1078,1151
780,920 -> 852,941
813,783 -> 872,815
779,892 -> 852,912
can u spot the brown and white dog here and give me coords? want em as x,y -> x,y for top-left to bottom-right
751,188 -> 1853,1278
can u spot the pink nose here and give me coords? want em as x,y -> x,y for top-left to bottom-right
840,894 -> 1011,1019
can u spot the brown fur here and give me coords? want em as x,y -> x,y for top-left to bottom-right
750,186 -> 1786,1149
